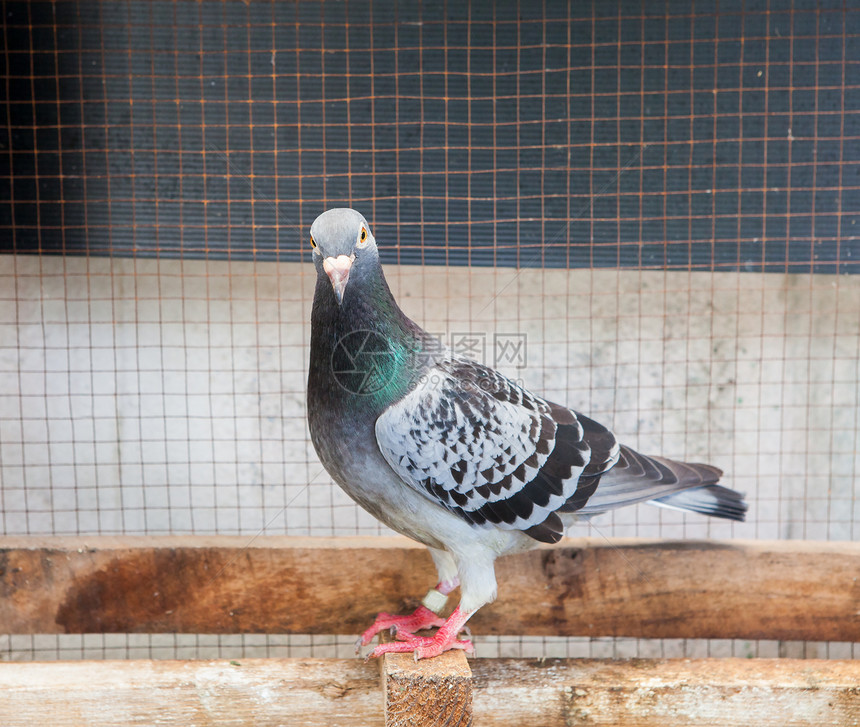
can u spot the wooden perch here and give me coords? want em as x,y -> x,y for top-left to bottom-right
1,535 -> 859,641
1,535 -> 859,726
0,657 -> 859,727
0,658 -> 381,727
470,657 -> 860,727
381,642 -> 473,727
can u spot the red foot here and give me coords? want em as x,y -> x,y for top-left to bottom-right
366,606 -> 475,661
357,605 -> 445,649
369,631 -> 474,660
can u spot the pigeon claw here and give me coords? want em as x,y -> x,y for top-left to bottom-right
368,632 -> 474,661
362,605 -> 475,660
358,605 -> 446,647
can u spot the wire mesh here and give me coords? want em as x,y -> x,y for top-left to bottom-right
1,0 -> 858,661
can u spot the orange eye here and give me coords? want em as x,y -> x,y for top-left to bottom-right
310,236 -> 316,249
360,227 -> 367,243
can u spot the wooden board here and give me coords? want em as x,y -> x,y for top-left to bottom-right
0,658 -> 382,727
2,535 -> 859,641
0,657 -> 858,727
471,658 -> 860,726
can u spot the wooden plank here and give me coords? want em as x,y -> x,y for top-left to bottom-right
471,658 -> 860,726
489,537 -> 860,641
0,657 -> 858,726
0,535 -> 434,636
380,635 -> 473,727
2,535 -> 859,641
0,658 -> 382,727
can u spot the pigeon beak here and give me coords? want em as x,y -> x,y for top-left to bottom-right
323,254 -> 354,306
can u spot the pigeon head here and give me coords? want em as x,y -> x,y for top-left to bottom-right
310,208 -> 379,306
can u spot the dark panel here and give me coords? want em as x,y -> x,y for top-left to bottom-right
2,0 -> 857,273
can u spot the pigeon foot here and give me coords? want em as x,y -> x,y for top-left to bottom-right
365,606 -> 474,660
356,605 -> 446,650
368,631 -> 474,660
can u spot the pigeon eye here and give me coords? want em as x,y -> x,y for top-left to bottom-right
358,227 -> 368,245
310,236 -> 316,249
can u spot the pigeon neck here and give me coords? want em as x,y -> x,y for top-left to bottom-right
310,262 -> 433,408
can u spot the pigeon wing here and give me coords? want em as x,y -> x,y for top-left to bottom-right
374,357 -> 603,542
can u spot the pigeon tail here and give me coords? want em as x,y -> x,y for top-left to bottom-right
650,483 -> 747,522
569,446 -> 747,522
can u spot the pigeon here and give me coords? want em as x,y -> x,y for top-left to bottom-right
307,208 -> 747,660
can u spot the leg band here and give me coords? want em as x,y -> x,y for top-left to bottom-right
421,588 -> 449,616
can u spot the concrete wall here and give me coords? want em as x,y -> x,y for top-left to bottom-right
2,254 -> 857,544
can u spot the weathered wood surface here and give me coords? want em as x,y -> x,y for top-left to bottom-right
0,657 -> 858,727
2,535 -> 859,641
471,658 -> 860,726
0,658 -> 382,727
381,635 -> 473,727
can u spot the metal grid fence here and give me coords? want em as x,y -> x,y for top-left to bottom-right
1,0 -> 858,661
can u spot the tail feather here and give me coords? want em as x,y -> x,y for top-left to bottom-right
570,445 -> 747,522
650,484 -> 747,522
